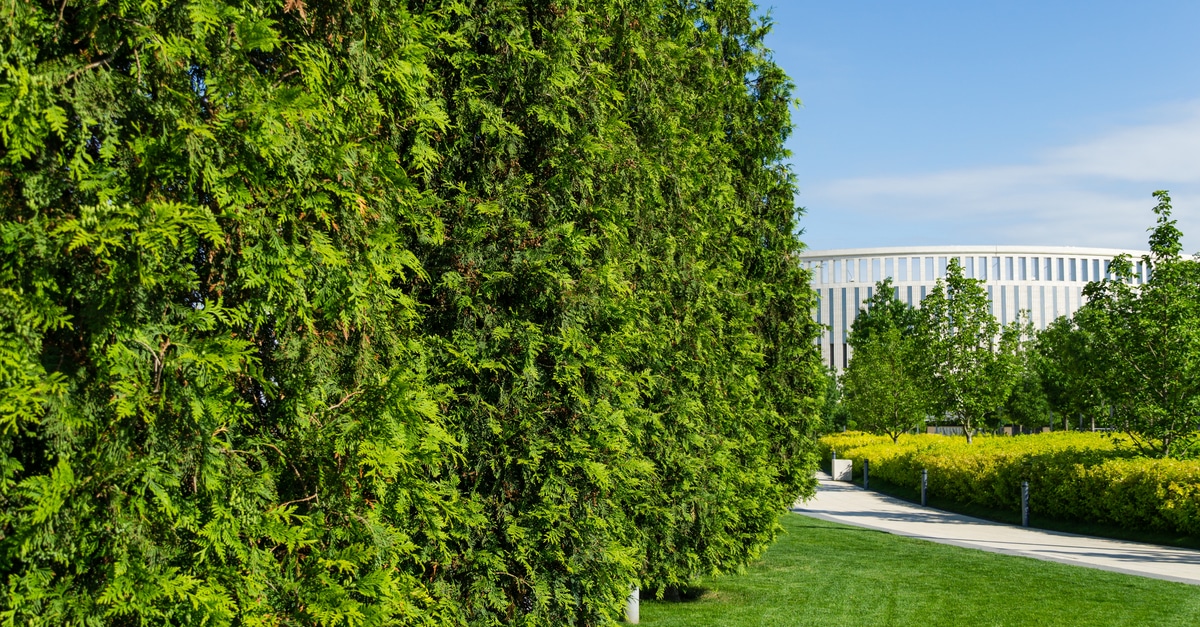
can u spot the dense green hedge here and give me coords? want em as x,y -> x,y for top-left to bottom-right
821,433 -> 1200,536
0,0 -> 822,624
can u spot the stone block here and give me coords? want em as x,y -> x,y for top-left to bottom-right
831,459 -> 852,482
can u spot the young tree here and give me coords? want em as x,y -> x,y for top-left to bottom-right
1003,323 -> 1053,432
842,326 -> 928,442
818,367 -> 850,432
918,259 -> 1022,443
849,277 -> 919,344
1036,316 -> 1107,431
842,279 -> 927,441
1076,191 -> 1200,457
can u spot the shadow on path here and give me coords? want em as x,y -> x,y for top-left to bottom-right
793,473 -> 1200,585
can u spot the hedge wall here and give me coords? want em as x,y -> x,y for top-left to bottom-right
0,0 -> 823,624
820,433 -> 1200,536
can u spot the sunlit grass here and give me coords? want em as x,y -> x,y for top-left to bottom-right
641,513 -> 1200,626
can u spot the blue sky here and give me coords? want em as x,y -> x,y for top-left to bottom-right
763,1 -> 1200,252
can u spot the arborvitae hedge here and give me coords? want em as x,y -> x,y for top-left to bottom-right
0,1 -> 822,624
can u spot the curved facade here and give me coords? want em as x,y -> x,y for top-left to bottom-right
799,246 -> 1149,372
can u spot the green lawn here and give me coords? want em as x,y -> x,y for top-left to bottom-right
641,513 -> 1200,626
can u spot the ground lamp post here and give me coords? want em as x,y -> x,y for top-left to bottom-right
1021,482 -> 1030,527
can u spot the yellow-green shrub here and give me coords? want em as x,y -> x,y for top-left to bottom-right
819,432 -> 1200,535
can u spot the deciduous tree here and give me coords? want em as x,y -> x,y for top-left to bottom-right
917,259 -> 1021,443
843,326 -> 927,442
843,279 -> 927,441
1003,322 -> 1053,432
1036,316 -> 1107,431
1076,191 -> 1200,457
849,277 -> 919,344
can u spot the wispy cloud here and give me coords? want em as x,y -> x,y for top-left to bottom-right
1047,105 -> 1200,181
803,102 -> 1200,251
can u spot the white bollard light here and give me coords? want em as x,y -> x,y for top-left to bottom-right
625,586 -> 639,624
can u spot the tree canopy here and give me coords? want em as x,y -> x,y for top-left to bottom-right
842,279 -> 927,441
1035,316 -> 1106,431
1076,191 -> 1200,457
834,194 -> 1200,456
1001,325 -> 1052,432
916,259 -> 1022,443
842,326 -> 927,443
848,277 -> 918,345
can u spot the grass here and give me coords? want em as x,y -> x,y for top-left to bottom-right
640,513 -> 1200,626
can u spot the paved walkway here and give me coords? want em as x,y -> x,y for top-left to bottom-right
792,472 -> 1200,586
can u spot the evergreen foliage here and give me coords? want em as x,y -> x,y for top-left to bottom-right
0,0 -> 822,624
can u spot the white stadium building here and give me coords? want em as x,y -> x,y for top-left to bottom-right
799,246 -> 1150,372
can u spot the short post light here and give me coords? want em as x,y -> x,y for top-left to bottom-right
1021,482 -> 1030,528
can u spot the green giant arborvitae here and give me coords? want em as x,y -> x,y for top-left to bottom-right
1,1 -> 821,623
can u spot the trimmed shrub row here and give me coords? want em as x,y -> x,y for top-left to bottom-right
820,432 -> 1200,536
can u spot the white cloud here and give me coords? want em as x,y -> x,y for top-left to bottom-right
1047,106 -> 1200,181
803,102 -> 1200,251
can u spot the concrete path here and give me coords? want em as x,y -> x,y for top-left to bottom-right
792,472 -> 1200,586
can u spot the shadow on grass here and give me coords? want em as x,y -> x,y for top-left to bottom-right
643,586 -> 710,603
